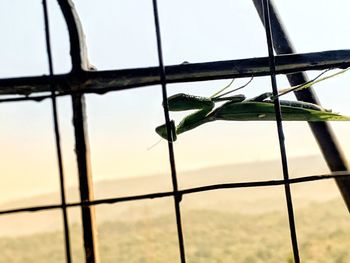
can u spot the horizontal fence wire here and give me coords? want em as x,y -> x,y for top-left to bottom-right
0,94 -> 52,103
0,171 -> 349,216
0,50 -> 349,96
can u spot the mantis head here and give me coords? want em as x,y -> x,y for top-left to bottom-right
155,120 -> 177,141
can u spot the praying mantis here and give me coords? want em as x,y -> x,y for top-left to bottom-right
156,68 -> 350,141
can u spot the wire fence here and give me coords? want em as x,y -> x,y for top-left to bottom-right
0,0 -> 349,263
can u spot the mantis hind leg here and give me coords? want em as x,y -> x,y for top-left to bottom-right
248,92 -> 273,102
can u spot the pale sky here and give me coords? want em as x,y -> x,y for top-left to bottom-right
0,0 -> 349,203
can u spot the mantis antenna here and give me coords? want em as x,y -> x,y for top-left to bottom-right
147,138 -> 163,151
274,67 -> 350,99
215,76 -> 254,98
210,78 -> 235,98
210,76 -> 254,99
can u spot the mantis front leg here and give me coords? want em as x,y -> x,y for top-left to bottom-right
155,94 -> 215,141
155,93 -> 247,140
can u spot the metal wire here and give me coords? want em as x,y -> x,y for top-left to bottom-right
0,50 -> 348,99
152,0 -> 186,262
42,0 -> 72,262
0,171 -> 349,216
261,0 -> 300,262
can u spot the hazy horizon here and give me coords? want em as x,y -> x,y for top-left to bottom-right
0,153 -> 337,205
0,154 -> 345,238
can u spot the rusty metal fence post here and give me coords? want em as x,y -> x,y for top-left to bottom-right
57,0 -> 100,262
253,0 -> 350,212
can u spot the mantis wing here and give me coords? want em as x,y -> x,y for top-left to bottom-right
214,101 -> 350,121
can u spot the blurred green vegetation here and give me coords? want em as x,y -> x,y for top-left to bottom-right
0,199 -> 349,263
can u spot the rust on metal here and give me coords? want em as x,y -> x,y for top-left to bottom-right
253,0 -> 350,212
57,0 -> 100,262
0,50 -> 349,95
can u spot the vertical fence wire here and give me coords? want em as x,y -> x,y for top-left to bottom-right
42,1 -> 72,262
151,0 -> 186,262
261,0 -> 300,262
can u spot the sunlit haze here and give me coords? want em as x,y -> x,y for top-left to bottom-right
0,0 -> 349,203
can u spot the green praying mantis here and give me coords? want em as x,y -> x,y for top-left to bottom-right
156,68 -> 350,141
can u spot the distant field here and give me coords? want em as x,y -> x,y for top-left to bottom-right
0,199 -> 349,263
0,155 -> 349,262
